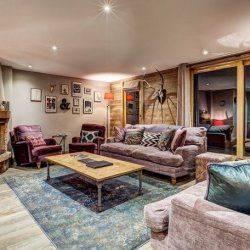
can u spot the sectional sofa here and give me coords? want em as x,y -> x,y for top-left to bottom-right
100,124 -> 207,184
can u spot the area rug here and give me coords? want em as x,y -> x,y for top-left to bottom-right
4,166 -> 182,250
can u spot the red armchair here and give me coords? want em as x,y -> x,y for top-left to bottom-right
10,125 -> 62,168
69,124 -> 105,154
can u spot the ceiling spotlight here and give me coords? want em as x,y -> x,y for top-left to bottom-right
28,65 -> 32,68
203,49 -> 208,55
104,5 -> 111,12
52,45 -> 58,51
142,67 -> 146,71
206,83 -> 210,86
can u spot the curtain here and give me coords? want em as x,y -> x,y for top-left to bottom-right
0,65 -> 5,103
177,63 -> 191,126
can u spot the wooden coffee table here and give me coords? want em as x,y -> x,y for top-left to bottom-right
45,152 -> 144,212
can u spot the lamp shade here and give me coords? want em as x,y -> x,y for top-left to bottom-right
126,93 -> 134,101
104,92 -> 114,100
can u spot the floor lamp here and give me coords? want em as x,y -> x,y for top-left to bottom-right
104,92 -> 114,139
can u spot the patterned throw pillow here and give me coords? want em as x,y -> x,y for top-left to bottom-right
124,128 -> 144,145
114,127 -> 125,142
81,130 -> 99,143
170,128 -> 187,152
157,128 -> 176,151
141,132 -> 161,147
26,134 -> 46,147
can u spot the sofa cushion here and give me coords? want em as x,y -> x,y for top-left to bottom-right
26,134 -> 46,147
158,128 -> 176,151
124,128 -> 144,145
32,145 -> 62,156
114,127 -> 125,142
141,132 -> 160,147
80,130 -> 99,143
100,143 -> 141,157
171,128 -> 187,152
132,147 -> 183,167
206,160 -> 250,215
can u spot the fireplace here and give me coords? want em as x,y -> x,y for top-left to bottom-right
0,111 -> 11,173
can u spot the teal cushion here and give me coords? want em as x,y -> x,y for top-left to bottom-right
80,130 -> 99,143
205,160 -> 250,215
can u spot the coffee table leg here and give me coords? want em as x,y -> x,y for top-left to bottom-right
97,183 -> 103,212
47,161 -> 50,181
138,170 -> 142,194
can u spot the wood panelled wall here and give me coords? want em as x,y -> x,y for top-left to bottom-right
109,68 -> 178,135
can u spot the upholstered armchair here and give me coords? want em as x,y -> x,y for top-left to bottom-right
69,124 -> 105,154
10,125 -> 62,168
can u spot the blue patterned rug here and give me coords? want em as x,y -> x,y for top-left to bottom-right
5,166 -> 181,250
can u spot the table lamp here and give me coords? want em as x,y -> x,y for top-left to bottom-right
104,92 -> 114,138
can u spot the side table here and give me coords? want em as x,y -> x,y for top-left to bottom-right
195,152 -> 234,183
52,134 -> 68,153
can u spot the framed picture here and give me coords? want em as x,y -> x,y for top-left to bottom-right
94,91 -> 102,102
83,99 -> 93,114
84,87 -> 92,95
45,96 -> 57,113
30,88 -> 42,102
71,82 -> 82,97
72,107 -> 80,114
73,98 -> 80,106
61,84 -> 69,95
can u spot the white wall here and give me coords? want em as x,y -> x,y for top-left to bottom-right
11,69 -> 109,150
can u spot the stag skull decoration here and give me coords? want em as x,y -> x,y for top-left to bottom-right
140,68 -> 177,123
142,69 -> 167,104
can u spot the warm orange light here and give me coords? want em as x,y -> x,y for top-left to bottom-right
104,92 -> 114,100
126,93 -> 134,101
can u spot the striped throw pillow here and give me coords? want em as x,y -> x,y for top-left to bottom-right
141,132 -> 161,147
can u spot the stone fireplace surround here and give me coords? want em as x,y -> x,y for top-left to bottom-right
0,111 -> 11,173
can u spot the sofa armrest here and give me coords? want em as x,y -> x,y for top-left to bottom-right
72,137 -> 81,143
44,138 -> 57,145
167,194 -> 250,249
174,145 -> 200,170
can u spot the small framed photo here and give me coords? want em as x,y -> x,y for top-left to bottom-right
84,87 -> 92,95
94,91 -> 102,102
30,88 -> 42,102
71,82 -> 82,97
72,107 -> 80,114
45,96 -> 57,113
73,98 -> 80,106
83,99 -> 93,114
61,84 -> 69,95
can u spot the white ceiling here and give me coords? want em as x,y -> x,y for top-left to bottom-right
1,0 -> 250,82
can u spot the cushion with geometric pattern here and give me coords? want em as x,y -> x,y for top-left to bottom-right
80,130 -> 99,143
141,132 -> 161,147
26,134 -> 46,147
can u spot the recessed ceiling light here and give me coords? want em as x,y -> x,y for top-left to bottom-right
203,49 -> 208,55
52,45 -> 58,51
28,65 -> 32,68
142,67 -> 146,71
206,83 -> 210,86
104,5 -> 111,12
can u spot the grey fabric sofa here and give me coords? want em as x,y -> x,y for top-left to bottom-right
144,181 -> 250,250
100,124 -> 207,184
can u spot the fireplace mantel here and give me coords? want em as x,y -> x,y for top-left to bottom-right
0,111 -> 11,120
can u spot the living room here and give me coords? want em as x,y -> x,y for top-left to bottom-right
1,1 -> 250,250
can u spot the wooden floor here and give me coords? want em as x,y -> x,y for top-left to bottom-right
0,166 -> 194,250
